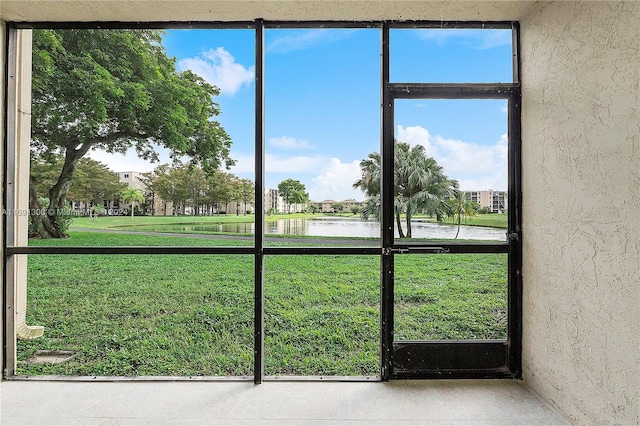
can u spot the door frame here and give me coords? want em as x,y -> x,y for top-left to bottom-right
379,22 -> 522,379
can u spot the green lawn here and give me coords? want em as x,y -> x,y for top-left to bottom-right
70,213 -> 294,230
445,213 -> 507,229
17,232 -> 507,377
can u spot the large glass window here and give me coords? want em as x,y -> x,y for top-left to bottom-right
264,255 -> 379,377
4,22 -> 520,382
390,28 -> 514,83
17,254 -> 254,377
264,28 -> 380,248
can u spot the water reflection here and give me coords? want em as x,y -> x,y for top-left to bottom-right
269,217 -> 505,241
139,217 -> 506,241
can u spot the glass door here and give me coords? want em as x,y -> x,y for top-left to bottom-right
381,24 -> 521,379
387,95 -> 519,379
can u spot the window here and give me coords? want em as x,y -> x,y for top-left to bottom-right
4,21 -> 521,382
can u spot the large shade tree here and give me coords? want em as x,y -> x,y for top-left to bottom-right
277,179 -> 309,214
29,29 -> 233,238
213,172 -> 240,215
353,142 -> 454,238
152,164 -> 190,215
150,163 -> 249,216
137,171 -> 159,216
237,178 -> 255,215
68,158 -> 127,210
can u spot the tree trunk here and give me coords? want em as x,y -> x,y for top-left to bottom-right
29,178 -> 67,238
455,211 -> 461,239
30,144 -> 89,238
405,212 -> 412,239
395,208 -> 405,239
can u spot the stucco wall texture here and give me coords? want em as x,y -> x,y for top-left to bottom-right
520,2 -> 639,424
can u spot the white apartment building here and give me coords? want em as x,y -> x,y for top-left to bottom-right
308,199 -> 363,213
265,188 -> 305,214
117,171 -> 145,191
117,171 -> 172,215
466,190 -> 507,213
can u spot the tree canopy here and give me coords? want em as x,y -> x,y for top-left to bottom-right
151,163 -> 252,216
353,142 -> 455,238
29,29 -> 234,238
277,179 -> 309,214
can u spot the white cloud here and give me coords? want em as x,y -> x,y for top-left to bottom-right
309,158 -> 363,202
396,125 -> 433,154
228,151 -> 255,175
415,29 -> 512,50
229,152 -> 326,175
267,29 -> 355,53
232,154 -> 364,200
178,47 -> 254,96
396,125 -> 507,191
265,154 -> 326,173
269,136 -> 314,150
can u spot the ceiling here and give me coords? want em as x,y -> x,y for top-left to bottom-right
1,1 -> 541,23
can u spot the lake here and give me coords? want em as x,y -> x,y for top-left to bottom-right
140,216 -> 507,241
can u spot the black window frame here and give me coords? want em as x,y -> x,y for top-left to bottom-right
3,20 -> 521,383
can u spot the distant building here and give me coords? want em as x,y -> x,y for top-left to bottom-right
341,198 -> 363,212
307,199 -> 363,213
226,202 -> 253,215
319,200 -> 336,213
265,188 -> 285,213
465,190 -> 507,213
265,188 -> 306,213
117,171 -> 172,216
117,172 -> 144,191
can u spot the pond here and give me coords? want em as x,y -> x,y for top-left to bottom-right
132,216 -> 507,241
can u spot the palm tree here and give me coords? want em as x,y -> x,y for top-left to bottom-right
448,190 -> 475,239
122,187 -> 145,218
394,144 -> 454,238
353,142 -> 454,238
353,152 -> 381,198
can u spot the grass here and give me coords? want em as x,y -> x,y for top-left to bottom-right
445,213 -> 507,229
70,213 -> 298,230
17,232 -> 507,377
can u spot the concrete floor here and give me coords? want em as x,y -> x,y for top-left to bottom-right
0,379 -> 568,425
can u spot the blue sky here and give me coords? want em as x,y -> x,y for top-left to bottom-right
89,27 -> 512,201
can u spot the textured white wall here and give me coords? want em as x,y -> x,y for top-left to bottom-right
520,2 -> 639,424
0,1 -> 536,22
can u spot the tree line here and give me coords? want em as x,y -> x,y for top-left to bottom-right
30,156 -> 255,216
141,164 -> 254,216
